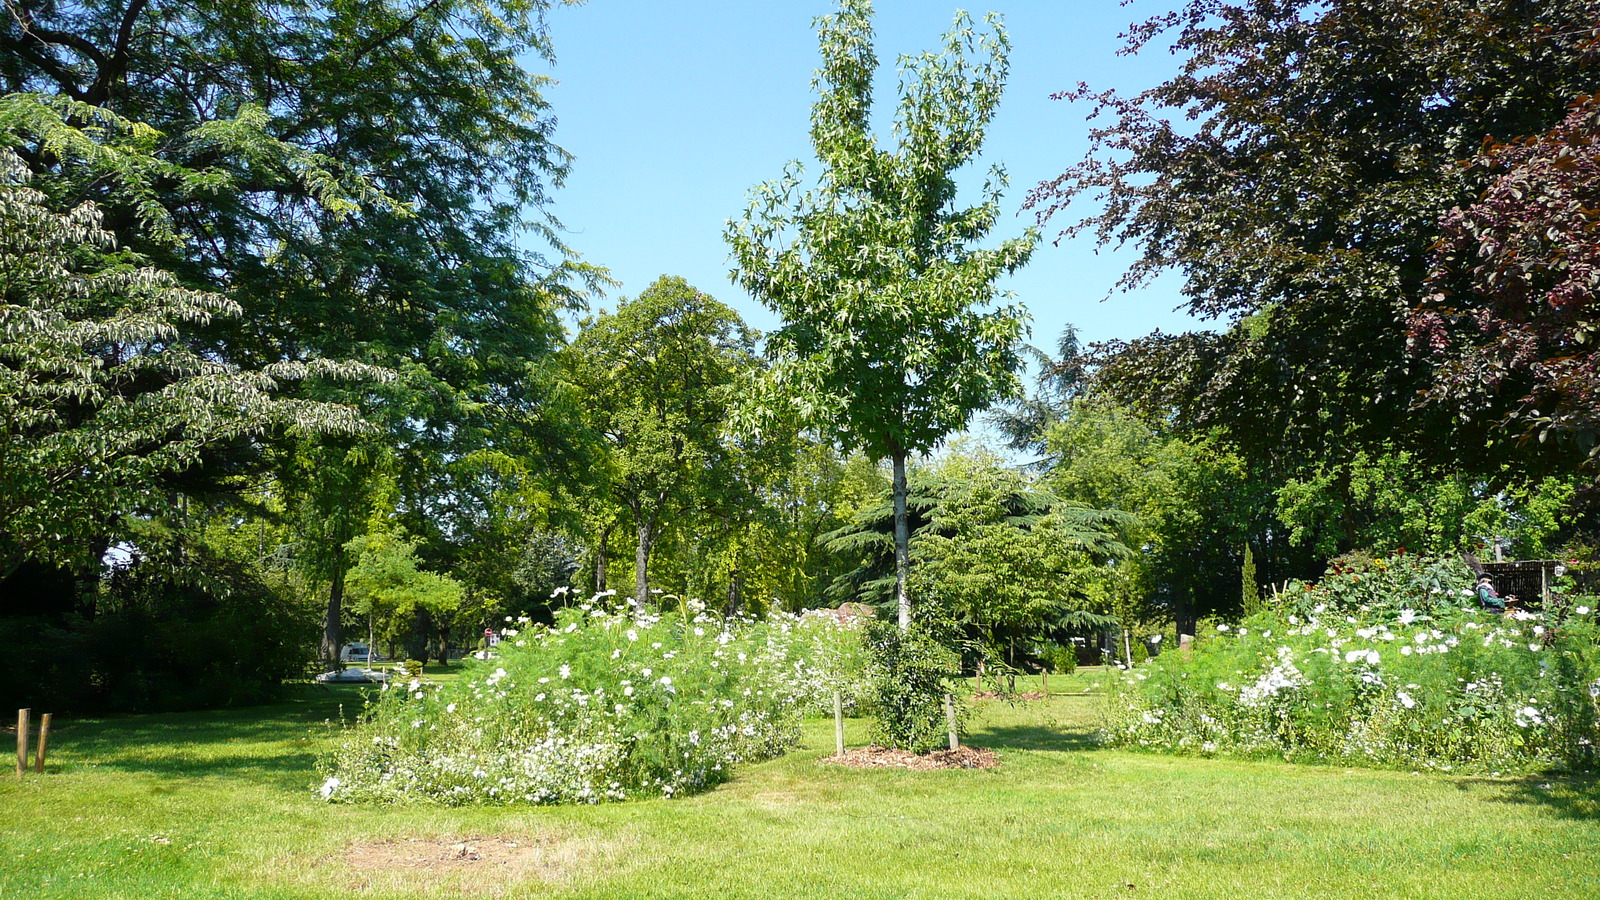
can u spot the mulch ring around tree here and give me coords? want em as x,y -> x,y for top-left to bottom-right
821,745 -> 999,770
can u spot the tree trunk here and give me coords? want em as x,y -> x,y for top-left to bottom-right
595,521 -> 613,594
892,448 -> 911,632
727,568 -> 743,615
635,518 -> 655,606
319,549 -> 346,670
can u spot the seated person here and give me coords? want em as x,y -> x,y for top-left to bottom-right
1476,575 -> 1510,612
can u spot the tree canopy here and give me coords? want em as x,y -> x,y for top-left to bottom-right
1028,0 -> 1600,477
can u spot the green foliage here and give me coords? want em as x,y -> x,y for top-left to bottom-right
862,616 -> 964,753
826,448 -> 1128,619
1276,552 -> 1475,622
320,597 -> 867,804
1040,643 -> 1077,676
565,276 -> 758,604
0,535 -> 315,714
1241,544 -> 1262,618
0,138 -> 373,579
1044,400 -> 1280,630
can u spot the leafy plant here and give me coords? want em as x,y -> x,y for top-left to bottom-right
862,618 -> 964,753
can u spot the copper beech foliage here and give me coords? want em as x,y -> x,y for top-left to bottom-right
1026,0 -> 1600,475
1412,96 -> 1600,466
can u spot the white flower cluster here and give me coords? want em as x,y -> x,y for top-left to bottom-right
319,593 -> 869,805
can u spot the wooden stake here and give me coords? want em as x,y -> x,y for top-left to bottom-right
16,709 -> 28,777
1042,671 -> 1049,695
943,693 -> 959,751
35,713 -> 50,774
833,690 -> 844,756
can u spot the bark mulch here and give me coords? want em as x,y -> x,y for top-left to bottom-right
821,745 -> 999,770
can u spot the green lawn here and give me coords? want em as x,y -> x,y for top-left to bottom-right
3,669 -> 1596,899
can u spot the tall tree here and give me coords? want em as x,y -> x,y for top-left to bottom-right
3,0 -> 597,655
0,123 -> 371,582
564,276 -> 757,605
1027,0 -> 1599,477
727,0 -> 1036,630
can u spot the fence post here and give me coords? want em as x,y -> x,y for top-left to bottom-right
35,713 -> 51,774
16,709 -> 29,777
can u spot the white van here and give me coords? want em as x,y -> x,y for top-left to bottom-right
339,642 -> 372,663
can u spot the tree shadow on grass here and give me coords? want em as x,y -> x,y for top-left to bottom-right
966,722 -> 1100,753
1454,771 -> 1600,821
44,685 -> 369,789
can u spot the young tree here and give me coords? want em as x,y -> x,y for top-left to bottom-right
564,277 -> 757,605
727,0 -> 1036,630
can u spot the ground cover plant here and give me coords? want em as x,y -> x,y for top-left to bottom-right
1105,553 -> 1600,773
5,672 -> 1600,900
319,592 -> 866,804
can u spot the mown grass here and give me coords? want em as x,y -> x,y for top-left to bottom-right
2,669 -> 1596,899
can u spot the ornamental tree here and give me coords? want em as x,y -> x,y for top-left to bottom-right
727,0 -> 1036,630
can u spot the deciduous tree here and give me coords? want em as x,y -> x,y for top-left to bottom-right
728,0 -> 1036,629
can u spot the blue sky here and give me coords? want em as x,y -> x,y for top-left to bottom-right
538,0 -> 1206,354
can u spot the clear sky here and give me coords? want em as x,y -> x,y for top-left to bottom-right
538,0 -> 1206,354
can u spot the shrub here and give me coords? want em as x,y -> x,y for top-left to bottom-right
863,619 -> 964,753
1103,570 -> 1600,773
319,592 -> 866,805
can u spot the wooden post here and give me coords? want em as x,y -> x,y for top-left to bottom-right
832,690 -> 844,757
16,709 -> 28,777
943,693 -> 959,751
1042,671 -> 1049,695
35,713 -> 50,774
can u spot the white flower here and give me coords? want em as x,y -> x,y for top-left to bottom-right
413,690 -> 424,700
626,629 -> 639,642
560,664 -> 572,680
446,703 -> 456,713
1400,646 -> 1413,656
319,776 -> 340,799
1217,624 -> 1230,632
1515,706 -> 1543,728
1577,606 -> 1592,616
642,668 -> 653,677
1397,609 -> 1417,625
1396,691 -> 1417,709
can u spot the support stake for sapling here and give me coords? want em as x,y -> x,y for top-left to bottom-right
943,693 -> 959,751
833,690 -> 844,756
16,709 -> 28,777
35,713 -> 51,774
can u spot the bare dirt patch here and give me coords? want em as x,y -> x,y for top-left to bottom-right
342,833 -> 594,896
822,745 -> 999,770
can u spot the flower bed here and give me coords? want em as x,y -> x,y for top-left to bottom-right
1104,556 -> 1600,773
319,592 -> 866,805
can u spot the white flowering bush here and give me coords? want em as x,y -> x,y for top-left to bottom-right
1105,587 -> 1600,773
318,591 -> 867,804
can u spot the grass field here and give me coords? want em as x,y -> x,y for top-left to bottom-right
2,668 -> 1597,899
